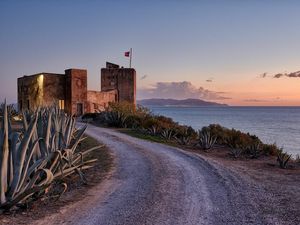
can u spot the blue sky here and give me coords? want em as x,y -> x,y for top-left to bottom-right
1,0 -> 300,105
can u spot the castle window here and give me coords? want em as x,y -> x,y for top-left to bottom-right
59,100 -> 65,110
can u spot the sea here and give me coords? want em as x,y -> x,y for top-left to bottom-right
148,106 -> 300,156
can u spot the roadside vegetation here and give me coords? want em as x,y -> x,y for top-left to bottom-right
0,102 -> 108,213
83,101 -> 298,170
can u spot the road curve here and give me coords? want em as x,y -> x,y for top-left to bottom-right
37,124 -> 271,225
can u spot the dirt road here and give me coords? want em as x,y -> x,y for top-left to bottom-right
35,124 -> 280,225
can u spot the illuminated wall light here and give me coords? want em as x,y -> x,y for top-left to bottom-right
37,74 -> 44,106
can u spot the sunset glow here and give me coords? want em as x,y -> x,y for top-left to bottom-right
1,0 -> 300,106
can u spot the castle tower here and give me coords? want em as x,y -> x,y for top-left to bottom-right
65,69 -> 87,115
101,62 -> 136,105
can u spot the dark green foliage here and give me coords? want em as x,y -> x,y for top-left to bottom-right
197,130 -> 217,150
161,129 -> 176,140
228,147 -> 244,158
82,113 -> 100,120
99,102 -> 285,161
104,111 -> 128,128
277,149 -> 291,169
246,143 -> 261,159
261,143 -> 279,156
201,124 -> 261,149
147,125 -> 159,136
174,127 -> 194,146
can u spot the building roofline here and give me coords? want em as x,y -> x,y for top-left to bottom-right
19,72 -> 65,79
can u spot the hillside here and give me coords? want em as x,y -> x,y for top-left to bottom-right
137,98 -> 228,107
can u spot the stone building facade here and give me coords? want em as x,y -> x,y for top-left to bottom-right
17,62 -> 136,115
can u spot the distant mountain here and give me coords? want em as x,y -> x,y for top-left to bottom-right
137,98 -> 228,107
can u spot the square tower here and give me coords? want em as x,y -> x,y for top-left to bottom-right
65,69 -> 87,116
101,62 -> 136,105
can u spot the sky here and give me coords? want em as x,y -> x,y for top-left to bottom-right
1,0 -> 300,106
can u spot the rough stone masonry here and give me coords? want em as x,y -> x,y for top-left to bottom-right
17,62 -> 136,115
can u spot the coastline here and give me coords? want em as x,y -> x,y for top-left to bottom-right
147,105 -> 300,156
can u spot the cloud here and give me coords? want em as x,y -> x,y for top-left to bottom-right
274,73 -> 284,78
244,97 -> 281,102
140,75 -> 148,80
260,70 -> 300,78
283,71 -> 300,78
138,81 -> 230,100
260,72 -> 267,78
244,99 -> 269,102
206,79 -> 213,82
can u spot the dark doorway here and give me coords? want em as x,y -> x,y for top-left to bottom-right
76,103 -> 83,116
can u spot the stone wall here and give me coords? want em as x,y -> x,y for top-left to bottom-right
18,74 -> 42,111
101,67 -> 136,105
18,73 -> 66,111
17,63 -> 136,114
65,69 -> 87,115
87,90 -> 117,112
116,68 -> 136,104
43,74 -> 65,107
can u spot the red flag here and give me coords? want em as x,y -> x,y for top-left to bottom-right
124,51 -> 130,57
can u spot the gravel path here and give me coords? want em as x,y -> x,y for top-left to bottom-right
35,124 -> 277,225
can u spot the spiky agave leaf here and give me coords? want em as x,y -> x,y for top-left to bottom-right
198,130 -> 217,150
8,114 -> 38,198
277,150 -> 291,169
0,100 -> 9,204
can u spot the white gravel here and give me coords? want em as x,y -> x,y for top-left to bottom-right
35,124 -> 282,225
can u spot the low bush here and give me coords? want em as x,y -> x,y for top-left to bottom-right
246,143 -> 261,159
277,149 -> 291,169
82,113 -> 100,120
96,102 -> 285,161
261,143 -> 279,156
174,127 -> 195,146
161,128 -> 176,140
197,130 -> 217,150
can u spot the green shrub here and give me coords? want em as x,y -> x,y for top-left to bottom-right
261,143 -> 279,156
161,128 -> 176,140
277,149 -> 291,169
82,113 -> 99,120
174,127 -> 196,145
246,143 -> 261,159
197,130 -> 217,150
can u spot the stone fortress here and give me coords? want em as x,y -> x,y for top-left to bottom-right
17,62 -> 136,115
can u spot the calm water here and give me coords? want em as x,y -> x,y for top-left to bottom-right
148,106 -> 300,156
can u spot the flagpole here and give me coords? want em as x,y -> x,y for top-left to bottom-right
130,48 -> 132,68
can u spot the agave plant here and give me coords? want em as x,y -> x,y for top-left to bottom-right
247,143 -> 261,159
277,149 -> 291,169
225,135 -> 246,158
174,129 -> 192,145
161,129 -> 175,140
175,135 -> 191,146
0,102 -> 51,209
147,125 -> 159,136
228,147 -> 244,158
197,130 -> 217,150
104,111 -> 128,128
0,102 -> 18,120
0,103 -> 100,210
